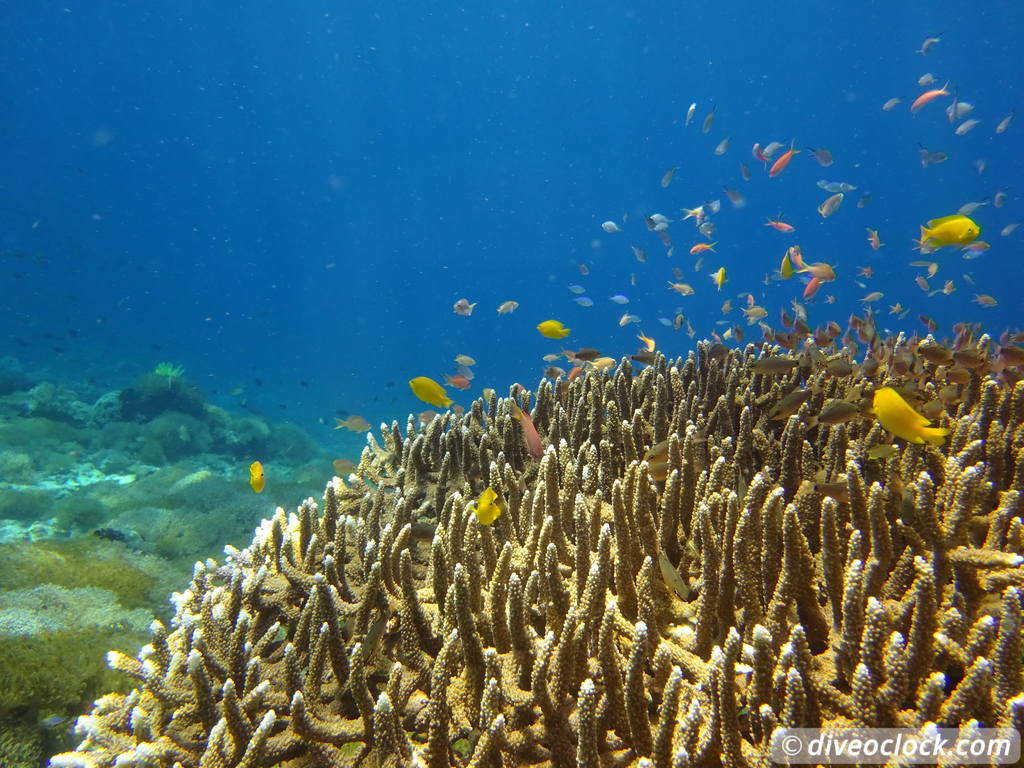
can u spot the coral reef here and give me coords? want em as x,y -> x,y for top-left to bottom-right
52,344 -> 1024,767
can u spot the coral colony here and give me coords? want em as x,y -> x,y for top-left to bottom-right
54,347 -> 1024,767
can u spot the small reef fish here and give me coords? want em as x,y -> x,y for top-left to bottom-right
996,112 -> 1014,134
918,146 -> 947,168
668,281 -> 695,296
702,104 -> 717,134
537,319 -> 571,339
807,147 -> 833,166
910,82 -> 949,112
973,294 -> 998,307
919,215 -> 980,249
572,347 -> 601,362
866,229 -> 883,250
714,137 -> 730,155
453,298 -> 477,316
473,487 -> 506,525
568,284 -> 587,294
601,220 -> 621,233
249,461 -> 265,493
637,332 -> 656,352
768,388 -> 811,420
808,399 -> 863,427
866,444 -> 899,460
690,242 -> 716,255
872,386 -> 949,445
511,400 -> 544,459
723,186 -> 745,207
768,141 -> 799,178
711,267 -> 727,291
444,374 -> 472,390
917,34 -> 942,55
955,119 -> 980,136
750,356 -> 798,375
765,217 -> 795,233
882,97 -> 902,111
409,376 -> 452,408
332,458 -> 356,474
618,313 -> 641,326
817,192 -> 844,218
609,294 -> 630,304
685,102 -> 697,126
780,248 -> 796,279
454,354 -> 476,367
496,300 -> 519,314
334,415 -> 371,432
573,297 -> 594,307
817,180 -> 857,194
661,166 -> 679,188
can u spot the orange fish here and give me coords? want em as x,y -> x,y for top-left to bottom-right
768,141 -> 799,178
765,217 -> 795,233
910,83 -> 949,113
803,277 -> 823,300
866,228 -> 883,250
249,461 -> 265,493
689,242 -> 717,255
444,374 -> 472,390
567,365 -> 584,382
637,332 -> 656,352
511,400 -> 544,459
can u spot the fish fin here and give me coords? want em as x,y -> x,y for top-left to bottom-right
926,215 -> 964,227
922,426 -> 950,446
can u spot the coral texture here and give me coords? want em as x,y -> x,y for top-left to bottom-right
53,344 -> 1024,767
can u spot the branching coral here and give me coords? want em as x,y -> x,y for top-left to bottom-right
53,344 -> 1024,767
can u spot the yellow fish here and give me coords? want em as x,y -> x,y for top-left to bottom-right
409,376 -> 452,408
711,267 -> 727,291
871,387 -> 949,446
919,215 -> 980,249
780,250 -> 795,279
249,460 -> 265,493
537,319 -> 571,339
473,486 -> 506,525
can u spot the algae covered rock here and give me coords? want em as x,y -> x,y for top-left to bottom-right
25,382 -> 92,425
118,372 -> 205,421
0,584 -> 152,714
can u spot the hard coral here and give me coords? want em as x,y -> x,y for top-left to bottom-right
54,345 -> 1024,767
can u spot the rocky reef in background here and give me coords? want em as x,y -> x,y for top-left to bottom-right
0,357 -> 335,765
49,341 -> 1024,767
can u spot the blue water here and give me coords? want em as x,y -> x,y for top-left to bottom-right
2,1 -> 1022,455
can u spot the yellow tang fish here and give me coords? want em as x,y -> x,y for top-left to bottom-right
249,460 -> 265,493
473,486 -> 506,525
409,376 -> 452,408
919,215 -> 980,249
871,387 -> 949,445
711,267 -> 727,291
537,319 -> 571,339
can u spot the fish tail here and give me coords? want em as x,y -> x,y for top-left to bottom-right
922,426 -> 950,445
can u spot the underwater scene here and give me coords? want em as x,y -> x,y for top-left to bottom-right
1,1 -> 1023,766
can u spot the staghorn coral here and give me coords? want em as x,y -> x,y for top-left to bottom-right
53,344 -> 1024,767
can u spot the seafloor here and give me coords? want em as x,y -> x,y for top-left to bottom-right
0,357 -> 338,764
